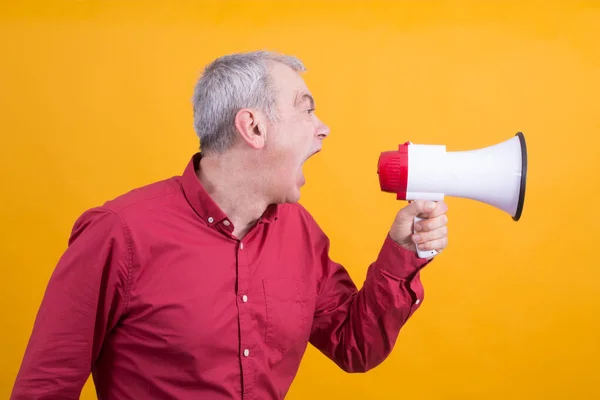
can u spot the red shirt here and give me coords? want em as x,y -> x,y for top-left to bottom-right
11,153 -> 430,400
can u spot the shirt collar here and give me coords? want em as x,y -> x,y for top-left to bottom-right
181,153 -> 278,227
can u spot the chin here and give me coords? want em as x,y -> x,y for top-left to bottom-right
284,185 -> 302,204
285,190 -> 301,204
270,186 -> 300,205
273,172 -> 304,204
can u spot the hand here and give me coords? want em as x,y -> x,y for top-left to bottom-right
389,200 -> 449,255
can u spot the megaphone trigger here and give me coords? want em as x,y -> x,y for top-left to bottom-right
378,132 -> 528,259
414,215 -> 439,259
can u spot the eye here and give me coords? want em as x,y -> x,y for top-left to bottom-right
306,108 -> 315,115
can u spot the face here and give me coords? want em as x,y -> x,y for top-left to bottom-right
260,62 -> 330,203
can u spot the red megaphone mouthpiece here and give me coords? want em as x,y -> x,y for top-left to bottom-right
377,142 -> 410,200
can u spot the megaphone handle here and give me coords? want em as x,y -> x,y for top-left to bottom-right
414,216 -> 438,259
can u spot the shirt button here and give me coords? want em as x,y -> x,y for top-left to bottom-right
243,349 -> 249,357
415,299 -> 421,305
223,220 -> 230,226
242,295 -> 248,303
207,217 -> 214,223
240,242 -> 244,250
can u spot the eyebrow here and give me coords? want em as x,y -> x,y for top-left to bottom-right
295,92 -> 315,109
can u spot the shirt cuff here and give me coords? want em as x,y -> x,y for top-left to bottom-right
374,233 -> 433,281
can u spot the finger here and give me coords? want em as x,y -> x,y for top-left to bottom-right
396,200 -> 437,224
415,236 -> 448,252
414,214 -> 448,233
417,201 -> 448,219
410,200 -> 437,216
412,225 -> 448,244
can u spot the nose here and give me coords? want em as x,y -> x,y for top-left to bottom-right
316,119 -> 330,139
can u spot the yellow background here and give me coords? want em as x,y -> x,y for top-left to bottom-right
2,1 -> 599,399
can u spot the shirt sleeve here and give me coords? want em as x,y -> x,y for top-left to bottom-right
307,214 -> 431,373
11,207 -> 131,400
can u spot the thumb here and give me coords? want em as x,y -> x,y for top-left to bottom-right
394,200 -> 438,225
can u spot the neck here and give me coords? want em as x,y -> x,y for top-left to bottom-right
197,150 -> 270,239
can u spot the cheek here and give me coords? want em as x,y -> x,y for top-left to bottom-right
265,145 -> 297,179
267,121 -> 311,170
276,136 -> 304,162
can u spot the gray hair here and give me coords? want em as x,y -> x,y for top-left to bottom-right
192,51 -> 306,154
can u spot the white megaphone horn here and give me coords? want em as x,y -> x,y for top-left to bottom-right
377,132 -> 527,259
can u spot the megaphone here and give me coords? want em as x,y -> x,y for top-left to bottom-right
377,132 -> 527,259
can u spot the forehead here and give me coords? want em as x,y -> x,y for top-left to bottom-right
268,61 -> 310,103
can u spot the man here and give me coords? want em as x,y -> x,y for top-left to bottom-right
11,51 -> 448,399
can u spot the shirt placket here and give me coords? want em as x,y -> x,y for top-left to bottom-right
236,238 -> 254,398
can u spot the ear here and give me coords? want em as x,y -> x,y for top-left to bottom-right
234,108 -> 268,149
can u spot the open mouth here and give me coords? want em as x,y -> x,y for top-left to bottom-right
298,149 -> 321,186
304,148 -> 321,163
